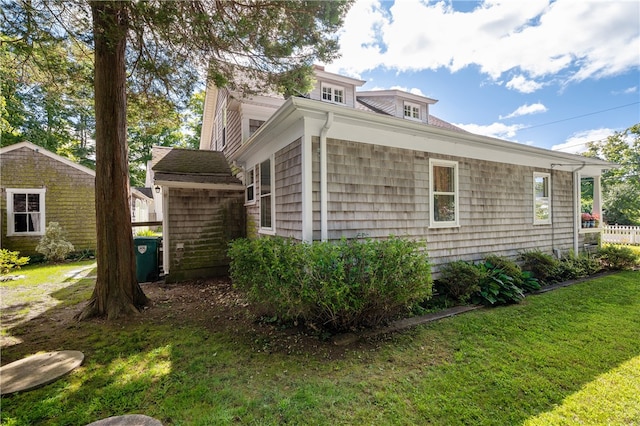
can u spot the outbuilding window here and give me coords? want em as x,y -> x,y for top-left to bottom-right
533,172 -> 551,224
7,188 -> 46,236
430,159 -> 459,227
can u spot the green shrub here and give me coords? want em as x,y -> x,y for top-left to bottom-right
554,252 -> 603,281
437,261 -> 482,303
519,250 -> 560,285
36,222 -> 75,262
597,245 -> 639,270
228,236 -> 432,331
135,229 -> 158,237
472,262 -> 525,306
0,249 -> 30,275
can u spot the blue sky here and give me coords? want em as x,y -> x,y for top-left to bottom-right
324,0 -> 640,153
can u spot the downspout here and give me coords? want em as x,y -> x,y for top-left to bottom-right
320,112 -> 334,242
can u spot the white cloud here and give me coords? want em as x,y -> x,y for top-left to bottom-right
330,0 -> 640,84
499,103 -> 548,120
454,122 -> 526,140
612,86 -> 639,95
551,128 -> 615,154
505,75 -> 543,93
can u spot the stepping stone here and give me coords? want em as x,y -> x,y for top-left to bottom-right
86,414 -> 163,425
0,350 -> 84,395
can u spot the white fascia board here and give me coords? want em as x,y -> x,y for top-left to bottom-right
1,141 -> 96,176
199,83 -> 218,150
314,69 -> 366,87
154,180 -> 244,191
357,89 -> 438,105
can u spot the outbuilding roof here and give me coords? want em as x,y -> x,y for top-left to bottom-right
152,148 -> 241,185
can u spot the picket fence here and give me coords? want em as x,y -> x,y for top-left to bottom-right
601,225 -> 640,245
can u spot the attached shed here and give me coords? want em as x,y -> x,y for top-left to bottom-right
0,141 -> 97,256
152,147 -> 245,282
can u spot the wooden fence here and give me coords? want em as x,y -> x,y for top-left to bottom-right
601,225 -> 640,245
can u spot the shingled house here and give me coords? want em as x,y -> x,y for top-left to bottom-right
151,147 -> 245,282
0,141 -> 97,256
196,65 -> 613,272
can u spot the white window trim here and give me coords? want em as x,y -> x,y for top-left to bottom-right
245,166 -> 256,205
403,101 -> 421,121
429,159 -> 459,228
533,172 -> 552,225
321,83 -> 345,105
6,188 -> 47,236
259,157 -> 276,235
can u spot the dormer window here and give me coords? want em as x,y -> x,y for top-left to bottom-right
321,83 -> 345,104
404,102 -> 421,121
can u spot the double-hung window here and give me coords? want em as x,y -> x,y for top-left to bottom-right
404,102 -> 421,120
7,188 -> 46,236
246,167 -> 255,204
321,83 -> 345,104
533,172 -> 551,224
429,159 -> 459,227
260,158 -> 274,231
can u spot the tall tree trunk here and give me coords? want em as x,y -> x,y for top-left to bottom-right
76,0 -> 148,320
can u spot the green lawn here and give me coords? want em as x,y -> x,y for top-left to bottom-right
1,264 -> 639,425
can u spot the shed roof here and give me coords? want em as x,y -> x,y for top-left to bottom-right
152,148 -> 241,185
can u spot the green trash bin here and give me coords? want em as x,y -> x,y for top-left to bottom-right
134,236 -> 160,283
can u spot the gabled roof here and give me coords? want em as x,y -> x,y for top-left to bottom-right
0,141 -> 96,176
152,147 -> 241,186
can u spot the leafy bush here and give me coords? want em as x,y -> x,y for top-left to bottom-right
36,222 -> 75,262
437,261 -> 482,303
554,252 -> 602,281
597,245 -> 639,270
0,249 -> 29,275
519,250 -> 560,285
229,236 -> 432,331
472,262 -> 525,306
135,229 -> 158,237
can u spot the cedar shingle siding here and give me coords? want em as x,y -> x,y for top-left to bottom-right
1,146 -> 96,256
246,136 -> 574,268
165,188 -> 244,282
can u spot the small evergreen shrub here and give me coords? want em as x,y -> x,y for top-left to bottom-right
437,260 -> 482,303
519,250 -> 560,285
597,245 -> 639,270
229,236 -> 432,331
0,249 -> 29,275
36,222 -> 75,262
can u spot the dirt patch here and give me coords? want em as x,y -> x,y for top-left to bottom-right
2,277 -> 387,363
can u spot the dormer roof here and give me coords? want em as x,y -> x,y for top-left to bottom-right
357,89 -> 438,105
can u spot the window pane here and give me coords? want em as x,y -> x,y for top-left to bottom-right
433,166 -> 454,192
535,176 -> 548,197
261,195 -> 272,228
13,194 -> 26,212
322,87 -> 332,101
334,89 -> 344,103
535,199 -> 549,221
28,194 -> 40,212
260,159 -> 271,195
434,194 -> 456,222
14,213 -> 28,232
